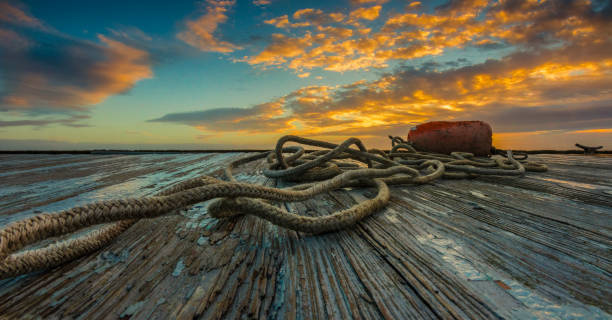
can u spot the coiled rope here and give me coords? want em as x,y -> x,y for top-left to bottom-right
0,135 -> 547,279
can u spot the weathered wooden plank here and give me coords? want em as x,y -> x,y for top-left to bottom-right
396,184 -> 611,305
0,153 -> 610,319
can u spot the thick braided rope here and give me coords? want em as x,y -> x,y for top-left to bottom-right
0,135 -> 546,279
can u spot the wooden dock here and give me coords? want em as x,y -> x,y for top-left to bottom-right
0,153 -> 610,319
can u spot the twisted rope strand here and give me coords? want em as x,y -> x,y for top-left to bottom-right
0,135 -> 547,279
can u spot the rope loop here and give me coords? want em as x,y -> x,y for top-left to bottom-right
0,135 -> 547,279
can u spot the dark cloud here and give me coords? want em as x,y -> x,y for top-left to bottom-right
150,108 -> 257,124
420,61 -> 441,71
0,114 -> 91,128
312,123 -> 417,138
0,28 -> 152,110
469,103 -> 612,132
0,2 -> 154,113
148,101 -> 290,132
486,0 -> 612,46
596,0 -> 612,17
474,40 -> 509,51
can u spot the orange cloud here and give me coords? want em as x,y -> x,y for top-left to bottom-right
1,33 -> 153,109
155,36 -> 612,149
293,8 -> 319,20
248,33 -> 312,66
572,128 -> 612,134
75,35 -> 153,105
264,15 -> 291,28
316,26 -> 353,39
177,0 -> 241,53
408,2 -> 421,8
349,6 -> 382,20
264,15 -> 310,28
245,0 -> 611,74
291,8 -> 345,26
350,0 -> 389,4
0,2 -> 156,115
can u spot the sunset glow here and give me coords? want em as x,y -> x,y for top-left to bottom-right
1,0 -> 611,150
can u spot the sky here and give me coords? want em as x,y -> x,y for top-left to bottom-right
0,0 -> 611,150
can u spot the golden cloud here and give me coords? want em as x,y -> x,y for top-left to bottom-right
264,15 -> 310,28
1,32 -> 153,109
76,35 -> 153,105
349,5 -> 382,20
350,0 -> 389,4
264,15 -> 291,28
245,0 -> 611,74
249,33 -> 313,65
572,128 -> 612,134
155,36 -> 612,149
177,0 -> 242,53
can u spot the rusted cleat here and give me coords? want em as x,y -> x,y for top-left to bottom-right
575,143 -> 603,154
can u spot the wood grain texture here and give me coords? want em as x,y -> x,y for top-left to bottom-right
0,153 -> 610,319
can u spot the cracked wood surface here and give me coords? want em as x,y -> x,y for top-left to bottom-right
0,153 -> 610,319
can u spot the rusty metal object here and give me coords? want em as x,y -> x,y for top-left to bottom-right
407,121 -> 493,156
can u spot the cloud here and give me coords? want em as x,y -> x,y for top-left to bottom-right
263,15 -> 310,28
475,103 -> 612,133
408,1 -> 422,9
292,8 -> 345,26
177,0 -> 242,53
107,26 -> 153,42
571,128 -> 612,134
0,27 -> 31,50
248,33 -> 312,66
0,114 -> 91,128
0,139 -> 232,150
5,0 -> 610,149
253,0 -> 271,6
349,6 -> 382,20
0,2 -> 46,30
148,100 -> 289,132
350,0 -> 389,4
264,15 -> 291,28
0,2 -> 153,113
245,0 -> 612,73
0,32 -> 153,110
151,37 -> 612,148
482,0 -> 610,46
0,1 -> 156,131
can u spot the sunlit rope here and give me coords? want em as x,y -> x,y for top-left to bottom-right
0,135 -> 547,279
